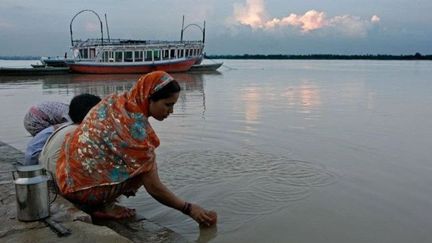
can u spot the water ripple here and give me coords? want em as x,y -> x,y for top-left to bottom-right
157,150 -> 337,218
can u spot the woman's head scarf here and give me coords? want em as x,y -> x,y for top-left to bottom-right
23,101 -> 69,136
56,71 -> 176,194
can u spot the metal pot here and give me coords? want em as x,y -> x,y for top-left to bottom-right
14,175 -> 50,221
15,164 -> 46,178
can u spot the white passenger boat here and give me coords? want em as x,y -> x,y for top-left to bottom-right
67,10 -> 206,74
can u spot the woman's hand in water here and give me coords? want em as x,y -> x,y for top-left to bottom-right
189,204 -> 218,227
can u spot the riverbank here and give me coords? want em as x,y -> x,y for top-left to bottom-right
0,141 -> 188,243
206,53 -> 432,60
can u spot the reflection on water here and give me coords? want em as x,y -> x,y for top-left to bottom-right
0,71 -> 215,96
126,150 -> 337,241
283,81 -> 321,113
37,73 -> 210,97
2,60 -> 432,243
241,87 -> 261,123
0,71 -> 219,151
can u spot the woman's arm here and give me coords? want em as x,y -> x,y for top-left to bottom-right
141,168 -> 216,226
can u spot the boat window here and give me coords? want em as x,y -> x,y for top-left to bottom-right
134,51 -> 143,62
180,49 -> 184,58
115,52 -> 123,62
145,50 -> 153,61
90,48 -> 96,58
80,49 -> 89,59
162,50 -> 169,60
124,51 -> 133,62
170,49 -> 176,59
154,50 -> 161,61
109,52 -> 114,62
102,51 -> 108,62
185,49 -> 189,57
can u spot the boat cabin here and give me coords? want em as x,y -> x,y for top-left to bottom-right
72,39 -> 204,63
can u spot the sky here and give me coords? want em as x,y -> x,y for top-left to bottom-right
0,0 -> 431,56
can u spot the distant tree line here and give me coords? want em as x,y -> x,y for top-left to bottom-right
0,56 -> 41,60
2,53 -> 432,61
206,53 -> 432,60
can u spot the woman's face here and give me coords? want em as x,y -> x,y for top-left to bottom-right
149,92 -> 180,121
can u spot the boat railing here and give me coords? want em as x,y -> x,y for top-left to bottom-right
72,38 -> 203,48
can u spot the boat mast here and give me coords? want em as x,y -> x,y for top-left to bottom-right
203,20 -> 206,44
105,13 -> 111,43
180,15 -> 185,42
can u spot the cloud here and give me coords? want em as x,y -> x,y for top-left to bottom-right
233,0 -> 268,28
371,15 -> 380,23
231,0 -> 380,37
328,15 -> 370,37
271,10 -> 327,32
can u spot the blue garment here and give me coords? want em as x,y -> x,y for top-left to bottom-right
23,126 -> 54,165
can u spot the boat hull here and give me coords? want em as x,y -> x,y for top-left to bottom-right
68,59 -> 196,74
189,62 -> 223,72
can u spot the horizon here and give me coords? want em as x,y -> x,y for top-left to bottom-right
1,0 -> 431,56
2,53 -> 432,60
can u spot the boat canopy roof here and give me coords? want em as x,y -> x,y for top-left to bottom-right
72,38 -> 203,49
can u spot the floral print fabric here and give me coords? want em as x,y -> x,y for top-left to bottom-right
23,101 -> 69,136
56,71 -> 174,194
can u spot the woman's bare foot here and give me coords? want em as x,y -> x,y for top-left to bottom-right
91,203 -> 136,219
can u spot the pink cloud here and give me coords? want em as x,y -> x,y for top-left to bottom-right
371,15 -> 381,23
231,0 -> 380,37
279,10 -> 327,32
233,0 -> 267,28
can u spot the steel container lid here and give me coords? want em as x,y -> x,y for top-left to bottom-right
14,175 -> 49,185
16,164 -> 45,172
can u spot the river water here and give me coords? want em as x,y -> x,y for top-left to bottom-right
1,59 -> 432,242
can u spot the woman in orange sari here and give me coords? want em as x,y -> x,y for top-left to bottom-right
56,71 -> 216,226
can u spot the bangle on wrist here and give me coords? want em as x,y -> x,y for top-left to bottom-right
182,202 -> 192,215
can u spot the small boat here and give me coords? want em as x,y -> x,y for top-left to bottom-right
189,62 -> 223,72
40,57 -> 69,67
31,63 -> 47,68
0,66 -> 70,76
67,10 -> 207,74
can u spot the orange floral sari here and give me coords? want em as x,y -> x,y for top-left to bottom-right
56,71 -> 175,200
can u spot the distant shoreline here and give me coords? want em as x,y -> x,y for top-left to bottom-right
0,56 -> 41,60
1,53 -> 432,61
206,53 -> 432,61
